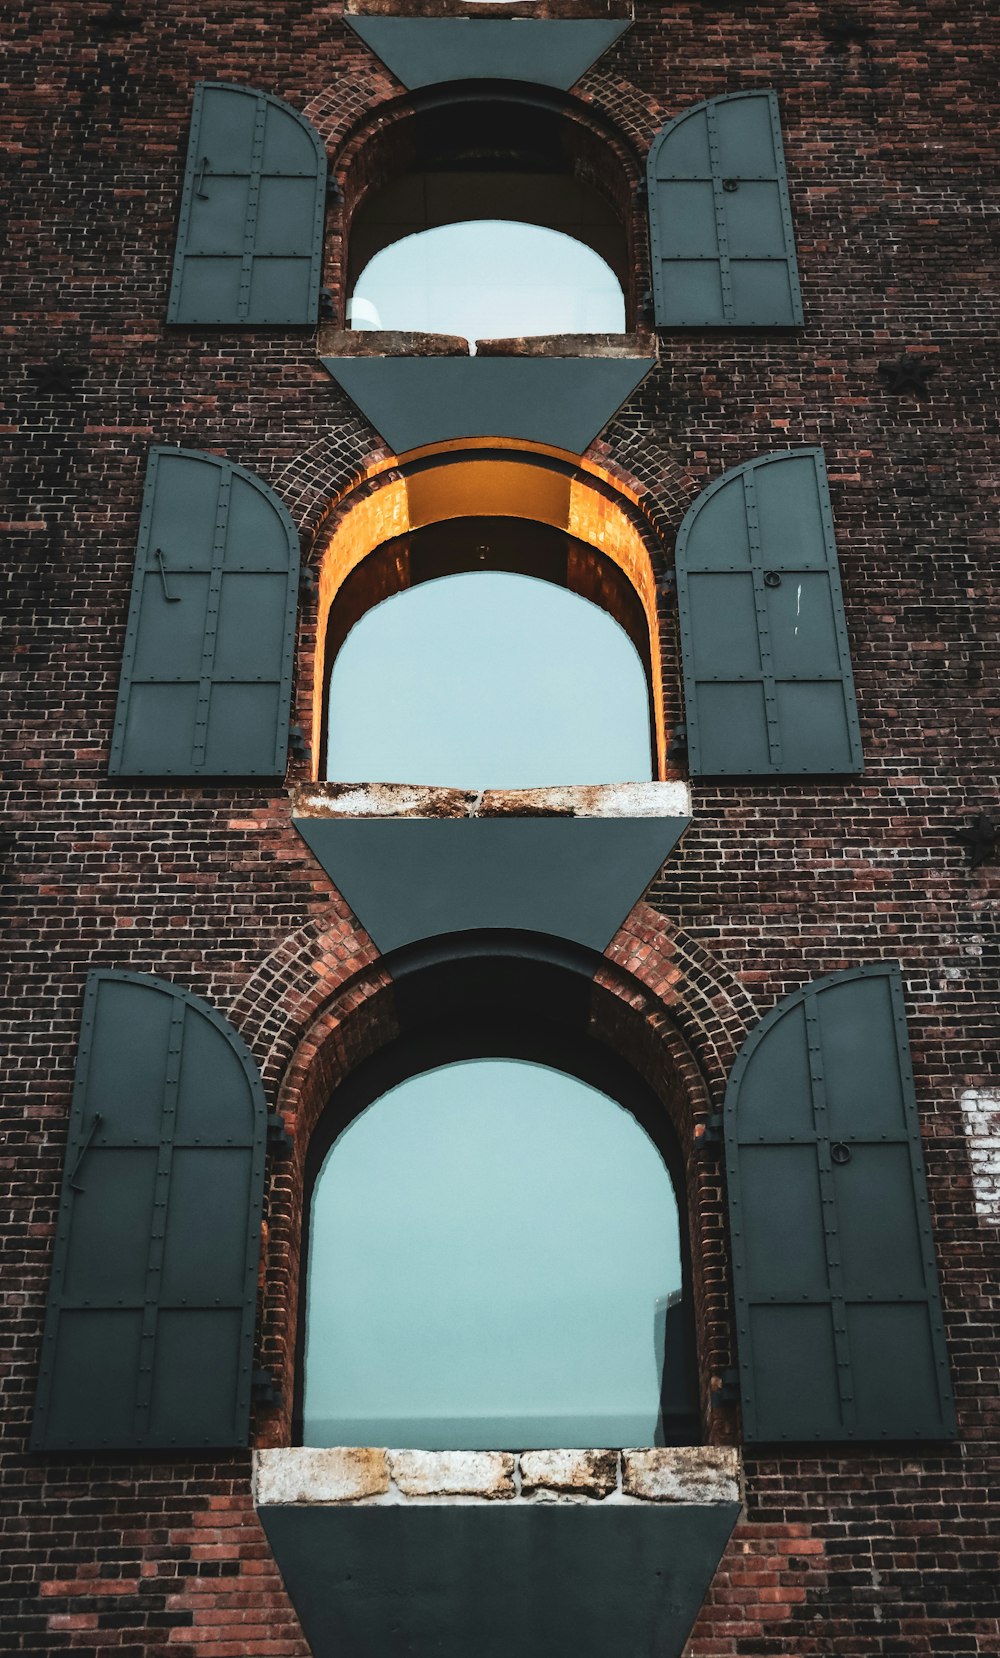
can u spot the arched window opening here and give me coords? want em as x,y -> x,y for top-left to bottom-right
342,95 -> 635,338
302,1056 -> 689,1450
323,516 -> 655,788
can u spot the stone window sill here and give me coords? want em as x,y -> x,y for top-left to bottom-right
254,1445 -> 741,1508
317,327 -> 655,360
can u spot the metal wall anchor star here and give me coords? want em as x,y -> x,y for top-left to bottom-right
951,814 -> 998,871
33,361 -> 85,396
94,2 -> 141,29
820,13 -> 873,45
878,353 -> 938,397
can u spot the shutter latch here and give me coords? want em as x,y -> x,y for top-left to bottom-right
69,1112 -> 103,1193
154,548 -> 181,603
194,156 -> 211,199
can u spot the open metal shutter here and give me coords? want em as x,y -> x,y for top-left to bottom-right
32,971 -> 268,1451
648,90 -> 803,328
167,81 -> 326,325
675,448 -> 863,776
725,965 -> 956,1444
109,447 -> 300,778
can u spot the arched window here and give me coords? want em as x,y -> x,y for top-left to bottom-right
343,94 -> 634,340
302,1056 -> 690,1450
323,517 -> 656,788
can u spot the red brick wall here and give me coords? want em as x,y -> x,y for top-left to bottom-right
4,0 -> 999,1651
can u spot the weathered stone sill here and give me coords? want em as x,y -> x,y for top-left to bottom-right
290,780 -> 692,821
317,327 -> 654,359
254,1446 -> 741,1507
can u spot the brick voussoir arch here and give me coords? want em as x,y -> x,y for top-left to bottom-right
229,902 -> 384,1096
237,901 -> 754,1445
600,899 -> 761,1108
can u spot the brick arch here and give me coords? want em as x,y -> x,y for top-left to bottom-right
600,899 -> 762,1108
236,900 -> 759,1446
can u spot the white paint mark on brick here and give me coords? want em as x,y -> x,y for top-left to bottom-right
960,1089 -> 1000,1221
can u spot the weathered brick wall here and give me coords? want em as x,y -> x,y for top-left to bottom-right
3,0 -> 998,1652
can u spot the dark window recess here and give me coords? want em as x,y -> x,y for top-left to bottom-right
675,448 -> 863,777
109,447 -> 300,778
724,964 -> 956,1445
31,970 -> 268,1452
167,81 -> 327,325
647,90 -> 803,328
345,94 -> 634,331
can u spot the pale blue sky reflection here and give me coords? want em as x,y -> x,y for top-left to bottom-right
325,570 -> 653,788
350,220 -> 626,344
303,1060 -> 682,1449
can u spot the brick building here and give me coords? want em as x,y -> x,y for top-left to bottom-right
4,0 -> 999,1653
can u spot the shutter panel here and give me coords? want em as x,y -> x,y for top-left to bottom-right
32,971 -> 268,1451
109,447 -> 300,778
675,448 -> 863,776
647,90 -> 803,328
725,965 -> 956,1444
168,81 -> 326,325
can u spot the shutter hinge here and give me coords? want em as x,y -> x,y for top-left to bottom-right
319,288 -> 336,322
299,564 -> 317,594
287,725 -> 311,762
694,1112 -> 724,1150
326,176 -> 344,202
633,178 -> 649,204
638,287 -> 655,327
667,724 -> 688,763
251,1367 -> 282,1408
267,1111 -> 294,1155
711,1369 -> 740,1409
657,568 -> 676,594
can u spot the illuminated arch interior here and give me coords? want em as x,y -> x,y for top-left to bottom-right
311,444 -> 668,780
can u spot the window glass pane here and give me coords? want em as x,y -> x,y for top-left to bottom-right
350,220 -> 626,343
304,1060 -> 683,1449
326,570 -> 653,788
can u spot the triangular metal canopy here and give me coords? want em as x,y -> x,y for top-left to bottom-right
291,784 -> 692,956
321,356 -> 654,455
260,1503 -> 738,1658
344,17 -> 631,90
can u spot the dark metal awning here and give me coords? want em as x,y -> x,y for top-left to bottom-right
291,782 -> 692,954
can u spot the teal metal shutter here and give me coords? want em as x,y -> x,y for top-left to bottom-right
675,448 -> 863,776
32,971 -> 268,1452
109,447 -> 300,778
167,81 -> 327,325
725,965 -> 956,1444
647,90 -> 803,328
